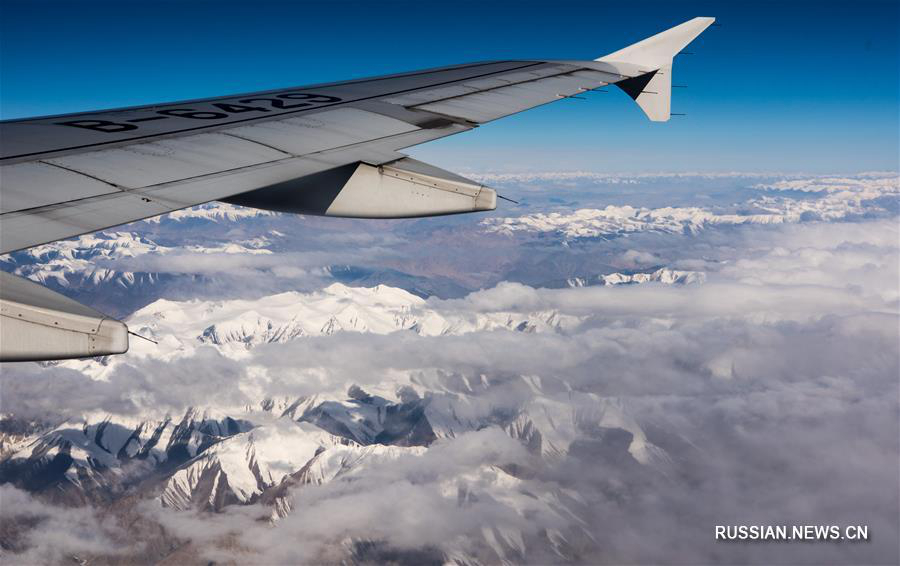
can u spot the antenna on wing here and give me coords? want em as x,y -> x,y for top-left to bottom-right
128,331 -> 159,345
497,194 -> 520,205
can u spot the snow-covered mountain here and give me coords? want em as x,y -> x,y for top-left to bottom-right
1,231 -> 274,290
567,267 -> 706,288
482,173 -> 898,240
74,283 -> 584,371
752,174 -> 899,194
0,408 -> 252,504
160,420 -> 352,511
1,374 -> 665,559
1,232 -> 165,289
483,205 -> 789,239
6,173 -> 892,564
0,203 -> 282,311
0,281 -> 671,564
143,202 -> 277,224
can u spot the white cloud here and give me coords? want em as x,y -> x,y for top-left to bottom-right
1,175 -> 898,564
618,248 -> 658,268
0,485 -> 125,563
481,173 -> 898,239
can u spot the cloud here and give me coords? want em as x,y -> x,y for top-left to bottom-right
181,217 -> 900,562
1,188 -> 897,564
618,249 -> 658,268
0,347 -> 253,422
481,173 -> 898,239
752,174 -> 899,194
137,428 -> 549,564
0,485 -> 125,563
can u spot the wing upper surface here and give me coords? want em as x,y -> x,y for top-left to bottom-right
1,15 -> 717,255
1,61 -> 554,163
0,60 -> 628,253
0,17 -> 719,362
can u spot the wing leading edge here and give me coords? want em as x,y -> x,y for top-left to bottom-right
0,17 -> 715,362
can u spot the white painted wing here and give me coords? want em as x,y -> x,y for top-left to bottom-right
0,18 -> 715,255
0,16 -> 716,363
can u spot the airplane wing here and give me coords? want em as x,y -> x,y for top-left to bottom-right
0,17 -> 715,361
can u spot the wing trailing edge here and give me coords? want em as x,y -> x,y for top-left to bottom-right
224,157 -> 496,218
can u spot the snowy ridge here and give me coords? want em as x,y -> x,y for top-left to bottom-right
1,286 -> 669,563
442,464 -> 591,562
1,409 -> 253,497
469,170 -> 897,184
482,174 -> 898,240
144,202 -> 277,223
3,171 -> 896,564
1,230 -> 273,290
126,283 -> 424,358
599,268 -> 705,286
1,232 -> 162,288
258,391 -> 399,447
752,174 -> 899,194
161,421 -> 351,510
470,171 -> 780,184
94,283 -> 582,368
483,205 -> 789,239
568,268 -> 706,288
294,444 -> 424,490
2,373 -> 666,533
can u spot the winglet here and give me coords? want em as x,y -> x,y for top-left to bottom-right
597,17 -> 715,121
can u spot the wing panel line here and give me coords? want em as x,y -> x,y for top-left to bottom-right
1,122 -> 468,219
218,132 -> 295,157
406,67 -> 605,111
38,160 -> 126,190
0,61 -> 516,125
1,62 -> 547,162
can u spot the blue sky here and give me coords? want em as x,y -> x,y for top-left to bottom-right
1,0 -> 897,172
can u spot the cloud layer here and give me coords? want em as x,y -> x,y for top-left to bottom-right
1,174 -> 897,564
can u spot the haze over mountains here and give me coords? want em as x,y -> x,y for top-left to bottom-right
1,172 -> 897,564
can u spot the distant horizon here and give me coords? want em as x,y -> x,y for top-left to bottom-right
449,169 -> 900,176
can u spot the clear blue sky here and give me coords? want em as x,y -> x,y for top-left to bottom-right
1,0 -> 897,172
